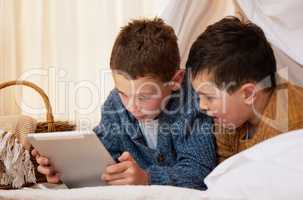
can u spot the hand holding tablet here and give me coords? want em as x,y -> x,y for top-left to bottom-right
27,131 -> 115,188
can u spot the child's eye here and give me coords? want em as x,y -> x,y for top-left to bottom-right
202,95 -> 216,101
137,96 -> 151,101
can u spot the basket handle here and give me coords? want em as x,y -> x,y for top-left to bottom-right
0,80 -> 55,131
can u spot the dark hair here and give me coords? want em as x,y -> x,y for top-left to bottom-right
110,18 -> 180,82
186,16 -> 277,92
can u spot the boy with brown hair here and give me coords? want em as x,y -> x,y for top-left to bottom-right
33,18 -> 217,189
187,17 -> 303,162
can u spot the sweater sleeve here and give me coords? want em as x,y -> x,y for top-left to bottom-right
93,90 -> 123,161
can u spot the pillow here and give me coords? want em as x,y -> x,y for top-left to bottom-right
204,129 -> 303,200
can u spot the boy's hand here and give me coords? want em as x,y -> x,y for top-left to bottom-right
101,152 -> 149,185
31,149 -> 61,184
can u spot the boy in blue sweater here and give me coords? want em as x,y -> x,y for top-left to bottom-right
32,18 -> 216,189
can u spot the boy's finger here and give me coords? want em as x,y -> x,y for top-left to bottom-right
107,178 -> 131,185
37,156 -> 50,166
101,172 -> 125,182
118,152 -> 133,162
31,149 -> 39,157
105,161 -> 131,174
37,165 -> 56,176
46,173 -> 61,184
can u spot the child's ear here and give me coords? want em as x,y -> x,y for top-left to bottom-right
240,83 -> 257,105
169,69 -> 185,91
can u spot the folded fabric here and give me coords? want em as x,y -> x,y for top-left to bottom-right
0,115 -> 37,149
0,129 -> 36,188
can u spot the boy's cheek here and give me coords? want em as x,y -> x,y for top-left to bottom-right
207,102 -> 223,116
141,100 -> 162,110
140,104 -> 162,117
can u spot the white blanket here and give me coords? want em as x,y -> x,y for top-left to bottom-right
0,185 -> 207,200
1,129 -> 303,200
205,129 -> 303,200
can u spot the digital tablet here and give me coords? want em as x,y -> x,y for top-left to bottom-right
27,131 -> 115,188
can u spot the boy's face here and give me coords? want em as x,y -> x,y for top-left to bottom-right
113,72 -> 180,121
192,71 -> 253,129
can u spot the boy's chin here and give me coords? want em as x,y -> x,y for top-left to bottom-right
214,118 -> 237,129
136,115 -> 159,121
134,115 -> 146,120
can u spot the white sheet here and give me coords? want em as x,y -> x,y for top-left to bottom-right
236,0 -> 303,66
158,0 -> 235,68
1,129 -> 303,200
205,129 -> 303,200
0,185 -> 207,200
236,0 -> 303,86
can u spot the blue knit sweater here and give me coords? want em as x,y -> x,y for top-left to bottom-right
93,74 -> 217,190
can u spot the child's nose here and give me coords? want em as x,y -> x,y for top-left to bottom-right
127,97 -> 140,113
200,100 -> 209,112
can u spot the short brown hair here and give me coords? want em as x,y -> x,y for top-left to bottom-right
110,18 -> 180,82
187,17 -> 276,92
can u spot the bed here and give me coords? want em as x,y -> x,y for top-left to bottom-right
1,129 -> 303,200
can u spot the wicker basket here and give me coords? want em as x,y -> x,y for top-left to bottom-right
0,80 -> 76,188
